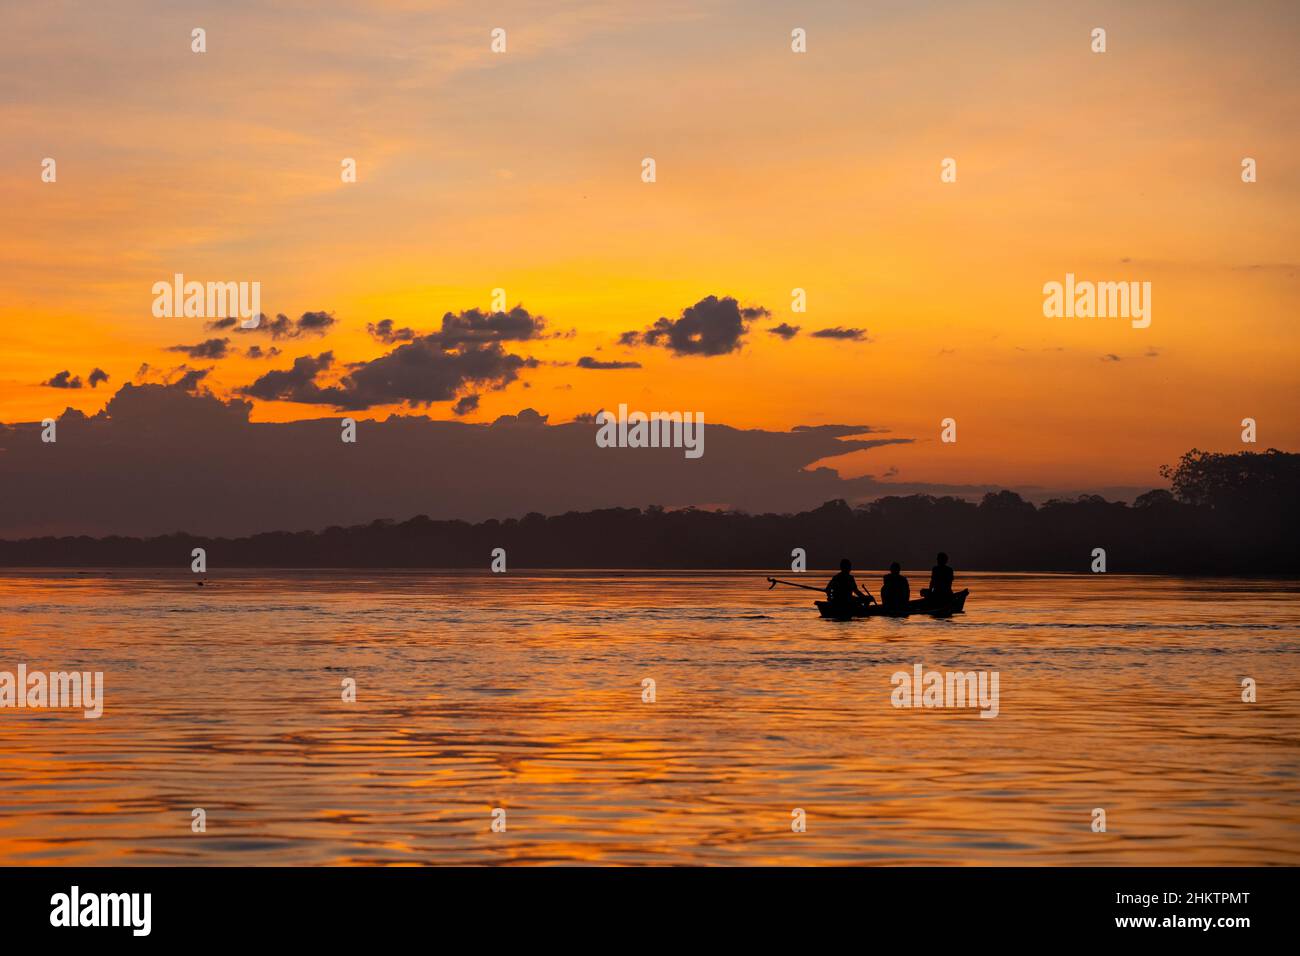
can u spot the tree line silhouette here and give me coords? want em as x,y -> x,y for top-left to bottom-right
1,449 -> 1295,573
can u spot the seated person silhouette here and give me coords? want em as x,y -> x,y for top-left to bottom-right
920,552 -> 954,601
880,562 -> 911,613
825,558 -> 873,612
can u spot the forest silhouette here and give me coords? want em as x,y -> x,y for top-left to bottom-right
1,449 -> 1295,573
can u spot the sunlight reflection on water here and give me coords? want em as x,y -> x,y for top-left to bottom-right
0,570 -> 1296,865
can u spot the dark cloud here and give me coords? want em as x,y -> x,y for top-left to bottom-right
87,368 -> 110,388
452,394 -> 480,416
1,387 -> 1155,541
42,370 -> 82,389
367,319 -> 416,344
792,424 -> 889,436
490,408 -> 548,428
0,387 -> 1008,540
206,311 -> 334,340
170,367 -> 212,392
810,327 -> 869,341
1101,353 -> 1122,362
297,311 -> 336,334
627,295 -> 769,356
339,340 -> 534,409
204,316 -> 264,334
365,307 -> 548,347
576,356 -> 642,370
256,315 -> 294,338
128,362 -> 210,393
767,323 -> 800,340
168,338 -> 231,359
431,306 -> 546,346
239,336 -> 536,411
245,345 -> 281,359
240,352 -> 336,403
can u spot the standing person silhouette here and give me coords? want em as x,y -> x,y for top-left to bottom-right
921,552 -> 954,600
880,562 -> 911,613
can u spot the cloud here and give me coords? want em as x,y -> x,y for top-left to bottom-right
431,306 -> 547,346
452,394 -> 480,416
625,295 -> 769,356
245,345 -> 281,359
239,335 -> 536,410
207,315 -> 276,335
167,367 -> 212,392
206,311 -> 335,340
767,323 -> 800,340
1101,353 -> 1122,362
340,340 -> 535,409
367,306 -> 548,348
297,311 -> 336,334
0,386 -> 972,539
810,327 -> 870,341
791,424 -> 889,436
577,356 -> 642,370
168,337 -> 231,359
42,370 -> 82,389
240,352 -> 337,403
367,319 -> 416,344
490,408 -> 548,428
42,367 -> 110,389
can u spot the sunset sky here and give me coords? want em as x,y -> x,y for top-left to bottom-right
2,0 -> 1297,495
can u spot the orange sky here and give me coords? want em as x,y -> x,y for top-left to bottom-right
2,0 -> 1297,493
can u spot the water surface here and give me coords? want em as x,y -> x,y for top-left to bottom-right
0,570 -> 1296,865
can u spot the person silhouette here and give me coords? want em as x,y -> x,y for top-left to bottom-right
880,562 -> 910,612
825,558 -> 873,612
921,552 -> 954,600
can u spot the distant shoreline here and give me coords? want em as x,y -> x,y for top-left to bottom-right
3,481 -> 1296,574
5,450 -> 1298,576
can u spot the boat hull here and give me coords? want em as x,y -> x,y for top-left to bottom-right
815,589 -> 969,619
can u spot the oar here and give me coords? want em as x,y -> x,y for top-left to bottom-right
767,577 -> 826,593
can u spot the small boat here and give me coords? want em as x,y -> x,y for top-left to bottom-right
815,589 -> 969,620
